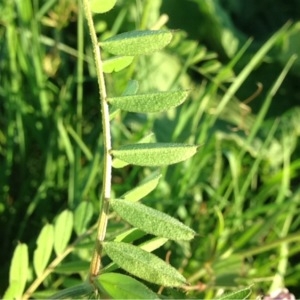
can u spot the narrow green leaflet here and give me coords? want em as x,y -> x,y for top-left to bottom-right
100,30 -> 173,56
107,90 -> 189,113
122,80 -> 139,96
139,237 -> 168,252
54,210 -> 74,255
103,56 -> 134,73
54,261 -> 90,274
98,273 -> 159,299
218,286 -> 252,300
110,199 -> 195,240
114,228 -> 146,243
33,224 -> 54,276
4,243 -> 29,299
49,283 -> 94,299
121,172 -> 161,202
110,79 -> 139,120
104,236 -> 167,273
74,201 -> 94,235
112,133 -> 155,168
103,242 -> 186,287
90,0 -> 116,13
111,143 -> 198,166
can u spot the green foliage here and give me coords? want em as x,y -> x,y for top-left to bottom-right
33,224 -> 54,276
103,242 -> 186,287
74,202 -> 94,235
4,244 -> 28,299
121,172 -> 161,202
1,0 -> 300,299
110,198 -> 195,240
100,30 -> 173,55
218,286 -> 252,300
54,210 -> 74,255
107,90 -> 189,113
103,56 -> 134,73
98,273 -> 158,299
90,0 -> 117,13
112,143 -> 199,166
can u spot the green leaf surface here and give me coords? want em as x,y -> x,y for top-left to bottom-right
122,80 -> 139,96
103,56 -> 134,73
111,143 -> 198,166
103,242 -> 186,287
49,283 -> 94,299
90,0 -> 116,13
33,224 -> 54,276
139,237 -> 168,252
98,273 -> 159,299
4,243 -> 28,299
74,202 -> 94,235
218,286 -> 252,300
112,133 -> 155,168
121,172 -> 161,202
111,198 -> 195,240
54,260 -> 90,274
107,90 -> 189,113
54,210 -> 74,255
104,236 -> 167,273
104,229 -> 147,273
109,79 -> 139,120
100,30 -> 173,55
114,228 -> 146,243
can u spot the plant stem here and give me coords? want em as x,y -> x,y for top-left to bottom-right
82,0 -> 112,280
74,0 -> 84,207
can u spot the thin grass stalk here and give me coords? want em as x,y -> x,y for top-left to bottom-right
30,13 -> 49,115
269,135 -> 293,291
74,0 -> 85,206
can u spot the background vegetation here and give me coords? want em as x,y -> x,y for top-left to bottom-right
1,0 -> 300,298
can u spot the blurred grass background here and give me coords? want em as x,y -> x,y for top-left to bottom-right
1,0 -> 300,298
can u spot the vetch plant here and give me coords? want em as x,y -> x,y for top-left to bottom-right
4,0 -> 198,299
83,0 -> 198,297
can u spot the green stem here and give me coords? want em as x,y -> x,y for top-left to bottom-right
82,0 -> 112,279
74,0 -> 84,206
